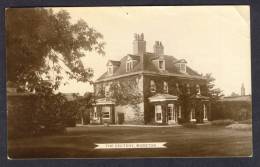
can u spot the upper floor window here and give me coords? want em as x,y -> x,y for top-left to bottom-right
105,85 -> 110,97
163,81 -> 168,93
175,59 -> 187,73
179,63 -> 186,73
187,84 -> 190,94
176,83 -> 180,93
159,60 -> 165,70
196,84 -> 201,95
150,80 -> 156,93
126,61 -> 133,72
107,66 -> 113,75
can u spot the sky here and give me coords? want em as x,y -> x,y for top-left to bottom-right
53,6 -> 251,96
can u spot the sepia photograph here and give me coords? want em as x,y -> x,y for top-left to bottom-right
6,6 -> 252,158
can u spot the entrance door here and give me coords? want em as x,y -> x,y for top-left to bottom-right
168,104 -> 176,124
118,113 -> 124,124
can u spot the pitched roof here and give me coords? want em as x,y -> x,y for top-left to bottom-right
219,95 -> 251,102
96,52 -> 204,82
107,60 -> 121,66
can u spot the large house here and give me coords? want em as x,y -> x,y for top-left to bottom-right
91,33 -> 209,125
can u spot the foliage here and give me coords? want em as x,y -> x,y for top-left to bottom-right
238,119 -> 252,124
211,119 -> 235,126
109,80 -> 142,106
109,77 -> 143,120
230,92 -> 240,97
6,8 -> 105,92
203,73 -> 224,101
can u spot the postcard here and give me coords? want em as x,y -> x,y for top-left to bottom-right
6,6 -> 252,158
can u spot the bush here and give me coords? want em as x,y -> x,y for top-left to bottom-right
238,119 -> 252,124
8,92 -> 78,138
177,118 -> 185,124
182,122 -> 198,129
211,119 -> 235,126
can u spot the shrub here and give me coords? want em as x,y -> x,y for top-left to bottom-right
211,119 -> 235,126
238,119 -> 252,124
177,118 -> 185,124
182,122 -> 198,129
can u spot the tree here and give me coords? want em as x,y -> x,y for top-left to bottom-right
230,92 -> 239,97
6,8 -> 105,92
203,73 -> 224,120
204,73 -> 224,101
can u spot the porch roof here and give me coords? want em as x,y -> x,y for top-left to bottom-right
148,93 -> 178,102
94,98 -> 116,105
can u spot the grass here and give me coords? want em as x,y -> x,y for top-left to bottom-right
8,125 -> 252,158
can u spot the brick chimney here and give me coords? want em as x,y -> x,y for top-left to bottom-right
133,33 -> 146,55
153,41 -> 164,56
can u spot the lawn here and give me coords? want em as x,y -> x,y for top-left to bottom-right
8,125 -> 252,158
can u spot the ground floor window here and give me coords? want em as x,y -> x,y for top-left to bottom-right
102,106 -> 110,119
178,106 -> 182,118
167,104 -> 176,122
203,104 -> 208,121
190,108 -> 196,121
93,106 -> 98,120
155,105 -> 162,123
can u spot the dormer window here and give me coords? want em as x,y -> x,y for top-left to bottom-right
179,63 -> 186,73
152,57 -> 165,71
107,66 -> 113,75
163,81 -> 168,93
150,80 -> 156,93
126,61 -> 133,72
107,60 -> 120,75
159,60 -> 164,70
175,59 -> 187,73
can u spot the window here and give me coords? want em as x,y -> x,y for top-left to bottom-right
176,83 -> 180,93
102,106 -> 110,119
105,85 -> 110,97
93,107 -> 98,120
187,84 -> 190,94
150,80 -> 156,92
190,108 -> 196,121
126,61 -> 133,72
203,104 -> 208,121
178,63 -> 186,73
196,84 -> 201,95
163,81 -> 168,93
178,106 -> 182,118
107,66 -> 113,75
167,104 -> 176,122
159,60 -> 164,70
155,105 -> 162,123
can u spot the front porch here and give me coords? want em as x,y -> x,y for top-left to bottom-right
91,98 -> 116,124
148,93 -> 180,125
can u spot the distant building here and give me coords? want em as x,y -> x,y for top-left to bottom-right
241,83 -> 245,96
212,95 -> 252,121
91,33 -> 210,125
